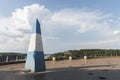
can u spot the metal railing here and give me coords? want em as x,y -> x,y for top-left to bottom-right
0,55 -> 26,63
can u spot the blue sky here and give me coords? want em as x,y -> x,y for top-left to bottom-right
1,0 -> 120,16
0,0 -> 120,54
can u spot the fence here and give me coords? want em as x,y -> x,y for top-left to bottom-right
0,55 -> 26,63
0,54 -> 52,63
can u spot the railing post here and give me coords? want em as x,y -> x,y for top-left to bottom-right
16,56 -> 18,61
6,56 -> 9,62
69,56 -> 72,61
52,57 -> 56,61
84,56 -> 87,63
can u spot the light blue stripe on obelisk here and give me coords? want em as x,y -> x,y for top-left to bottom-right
25,19 -> 46,72
25,51 -> 45,72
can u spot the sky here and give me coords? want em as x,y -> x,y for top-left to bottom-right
0,0 -> 120,54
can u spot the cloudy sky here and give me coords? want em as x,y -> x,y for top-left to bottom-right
0,0 -> 120,54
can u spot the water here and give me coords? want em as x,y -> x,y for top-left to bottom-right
0,68 -> 87,80
1,68 -> 120,80
0,71 -> 46,80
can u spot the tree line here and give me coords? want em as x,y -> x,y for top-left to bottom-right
48,49 -> 120,60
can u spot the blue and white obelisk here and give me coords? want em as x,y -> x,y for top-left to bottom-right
25,19 -> 46,72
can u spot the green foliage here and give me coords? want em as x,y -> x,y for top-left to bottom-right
49,49 -> 120,60
49,52 -> 65,60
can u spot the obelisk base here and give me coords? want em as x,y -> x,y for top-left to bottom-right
25,51 -> 46,72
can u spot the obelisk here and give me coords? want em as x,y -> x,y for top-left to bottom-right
25,19 -> 46,72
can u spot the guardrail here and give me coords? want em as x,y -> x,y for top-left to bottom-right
0,55 -> 26,63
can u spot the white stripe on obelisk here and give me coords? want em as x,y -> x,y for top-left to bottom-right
28,33 -> 43,51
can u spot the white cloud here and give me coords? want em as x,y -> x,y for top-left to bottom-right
44,36 -> 60,40
0,4 -> 120,53
113,30 -> 120,35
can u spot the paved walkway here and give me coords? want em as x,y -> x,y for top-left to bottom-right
0,58 -> 120,80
